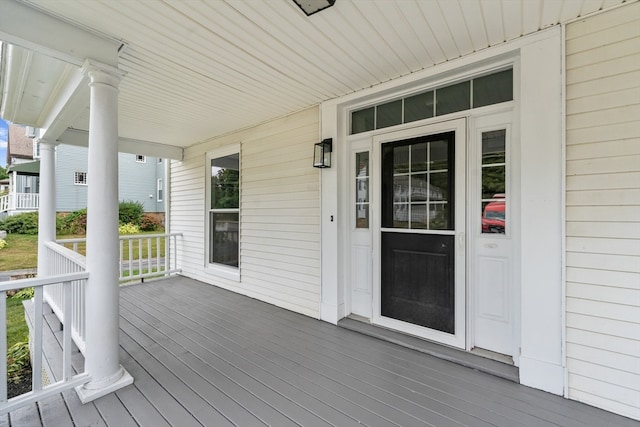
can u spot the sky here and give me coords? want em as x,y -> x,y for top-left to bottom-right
0,118 -> 7,167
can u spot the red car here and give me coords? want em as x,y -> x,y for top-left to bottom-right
482,198 -> 505,234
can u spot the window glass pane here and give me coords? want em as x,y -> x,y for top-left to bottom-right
411,204 -> 428,229
356,152 -> 369,177
430,140 -> 448,171
393,175 -> 409,203
481,129 -> 506,234
411,143 -> 428,172
356,204 -> 369,228
376,100 -> 402,129
211,154 -> 239,209
435,81 -> 470,116
482,130 -> 506,165
351,107 -> 375,134
209,212 -> 239,267
430,172 -> 448,201
355,151 -> 370,229
404,91 -> 434,123
393,145 -> 410,174
429,203 -> 449,229
411,174 -> 428,201
393,204 -> 409,228
473,69 -> 513,108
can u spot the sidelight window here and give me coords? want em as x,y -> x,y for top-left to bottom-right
208,152 -> 240,268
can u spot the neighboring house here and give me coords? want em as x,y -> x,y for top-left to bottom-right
0,0 -> 638,421
1,124 -> 165,216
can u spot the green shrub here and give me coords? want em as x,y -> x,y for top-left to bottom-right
119,222 -> 140,235
12,287 -> 34,300
119,201 -> 144,225
58,208 -> 87,235
140,214 -> 162,232
7,341 -> 30,384
0,212 -> 39,235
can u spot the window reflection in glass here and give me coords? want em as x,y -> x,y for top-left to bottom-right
389,138 -> 451,230
355,152 -> 370,228
481,130 -> 507,234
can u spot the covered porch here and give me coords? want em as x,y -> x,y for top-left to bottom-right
4,275 -> 637,427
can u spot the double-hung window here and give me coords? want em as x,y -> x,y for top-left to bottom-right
207,149 -> 240,273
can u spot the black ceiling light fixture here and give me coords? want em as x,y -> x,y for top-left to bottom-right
292,0 -> 336,16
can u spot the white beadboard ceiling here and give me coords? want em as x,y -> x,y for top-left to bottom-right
0,0 -> 629,149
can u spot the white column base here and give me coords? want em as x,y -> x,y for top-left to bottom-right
75,365 -> 133,403
320,302 -> 344,324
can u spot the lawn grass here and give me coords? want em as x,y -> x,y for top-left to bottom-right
0,234 -> 38,271
6,296 -> 29,347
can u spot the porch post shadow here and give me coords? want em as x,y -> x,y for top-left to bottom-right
75,60 -> 133,403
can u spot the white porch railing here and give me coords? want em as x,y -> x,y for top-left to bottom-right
0,271 -> 90,415
57,232 -> 182,283
0,193 -> 40,214
43,241 -> 88,354
0,194 -> 8,213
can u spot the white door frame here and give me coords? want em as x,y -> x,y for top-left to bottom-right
371,118 -> 467,349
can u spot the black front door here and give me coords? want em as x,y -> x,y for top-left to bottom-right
380,132 -> 456,334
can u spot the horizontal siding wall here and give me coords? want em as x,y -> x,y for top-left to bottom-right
565,3 -> 640,421
170,107 -> 321,318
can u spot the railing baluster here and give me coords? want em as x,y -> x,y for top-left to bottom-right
128,239 -> 133,278
33,286 -> 43,392
156,237 -> 161,273
139,238 -> 144,277
119,239 -> 124,280
62,281 -> 72,381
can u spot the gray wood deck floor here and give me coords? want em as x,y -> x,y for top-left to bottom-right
4,276 -> 638,426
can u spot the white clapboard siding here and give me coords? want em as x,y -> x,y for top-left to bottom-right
170,107 -> 321,318
565,2 -> 640,421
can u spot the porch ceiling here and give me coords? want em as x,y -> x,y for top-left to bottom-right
0,0 -> 627,149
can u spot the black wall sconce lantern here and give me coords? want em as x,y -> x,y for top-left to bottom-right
313,138 -> 333,168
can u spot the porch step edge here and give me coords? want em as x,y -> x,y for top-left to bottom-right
338,317 -> 520,383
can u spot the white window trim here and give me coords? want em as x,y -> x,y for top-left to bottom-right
74,171 -> 87,186
205,143 -> 241,282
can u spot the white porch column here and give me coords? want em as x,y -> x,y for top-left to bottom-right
76,62 -> 133,403
36,140 -> 58,277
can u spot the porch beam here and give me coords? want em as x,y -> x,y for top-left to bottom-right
58,128 -> 184,161
75,63 -> 133,403
0,0 -> 121,68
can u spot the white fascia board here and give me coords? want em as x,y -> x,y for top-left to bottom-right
58,128 -> 184,161
0,0 -> 121,67
38,67 -> 90,141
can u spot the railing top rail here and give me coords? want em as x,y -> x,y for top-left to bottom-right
0,271 -> 89,292
55,238 -> 86,244
44,241 -> 87,268
119,232 -> 183,240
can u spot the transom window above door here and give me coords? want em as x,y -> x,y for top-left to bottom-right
351,69 -> 512,134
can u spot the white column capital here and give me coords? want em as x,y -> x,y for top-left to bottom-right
34,138 -> 59,148
81,59 -> 126,88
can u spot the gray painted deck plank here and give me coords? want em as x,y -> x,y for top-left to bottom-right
118,331 -> 234,427
8,276 -> 639,427
93,393 -> 138,427
133,283 -> 539,427
121,295 -> 402,427
120,300 -> 366,427
38,394 -> 74,427
125,285 -> 475,427
61,389 -> 107,427
117,349 -> 203,427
